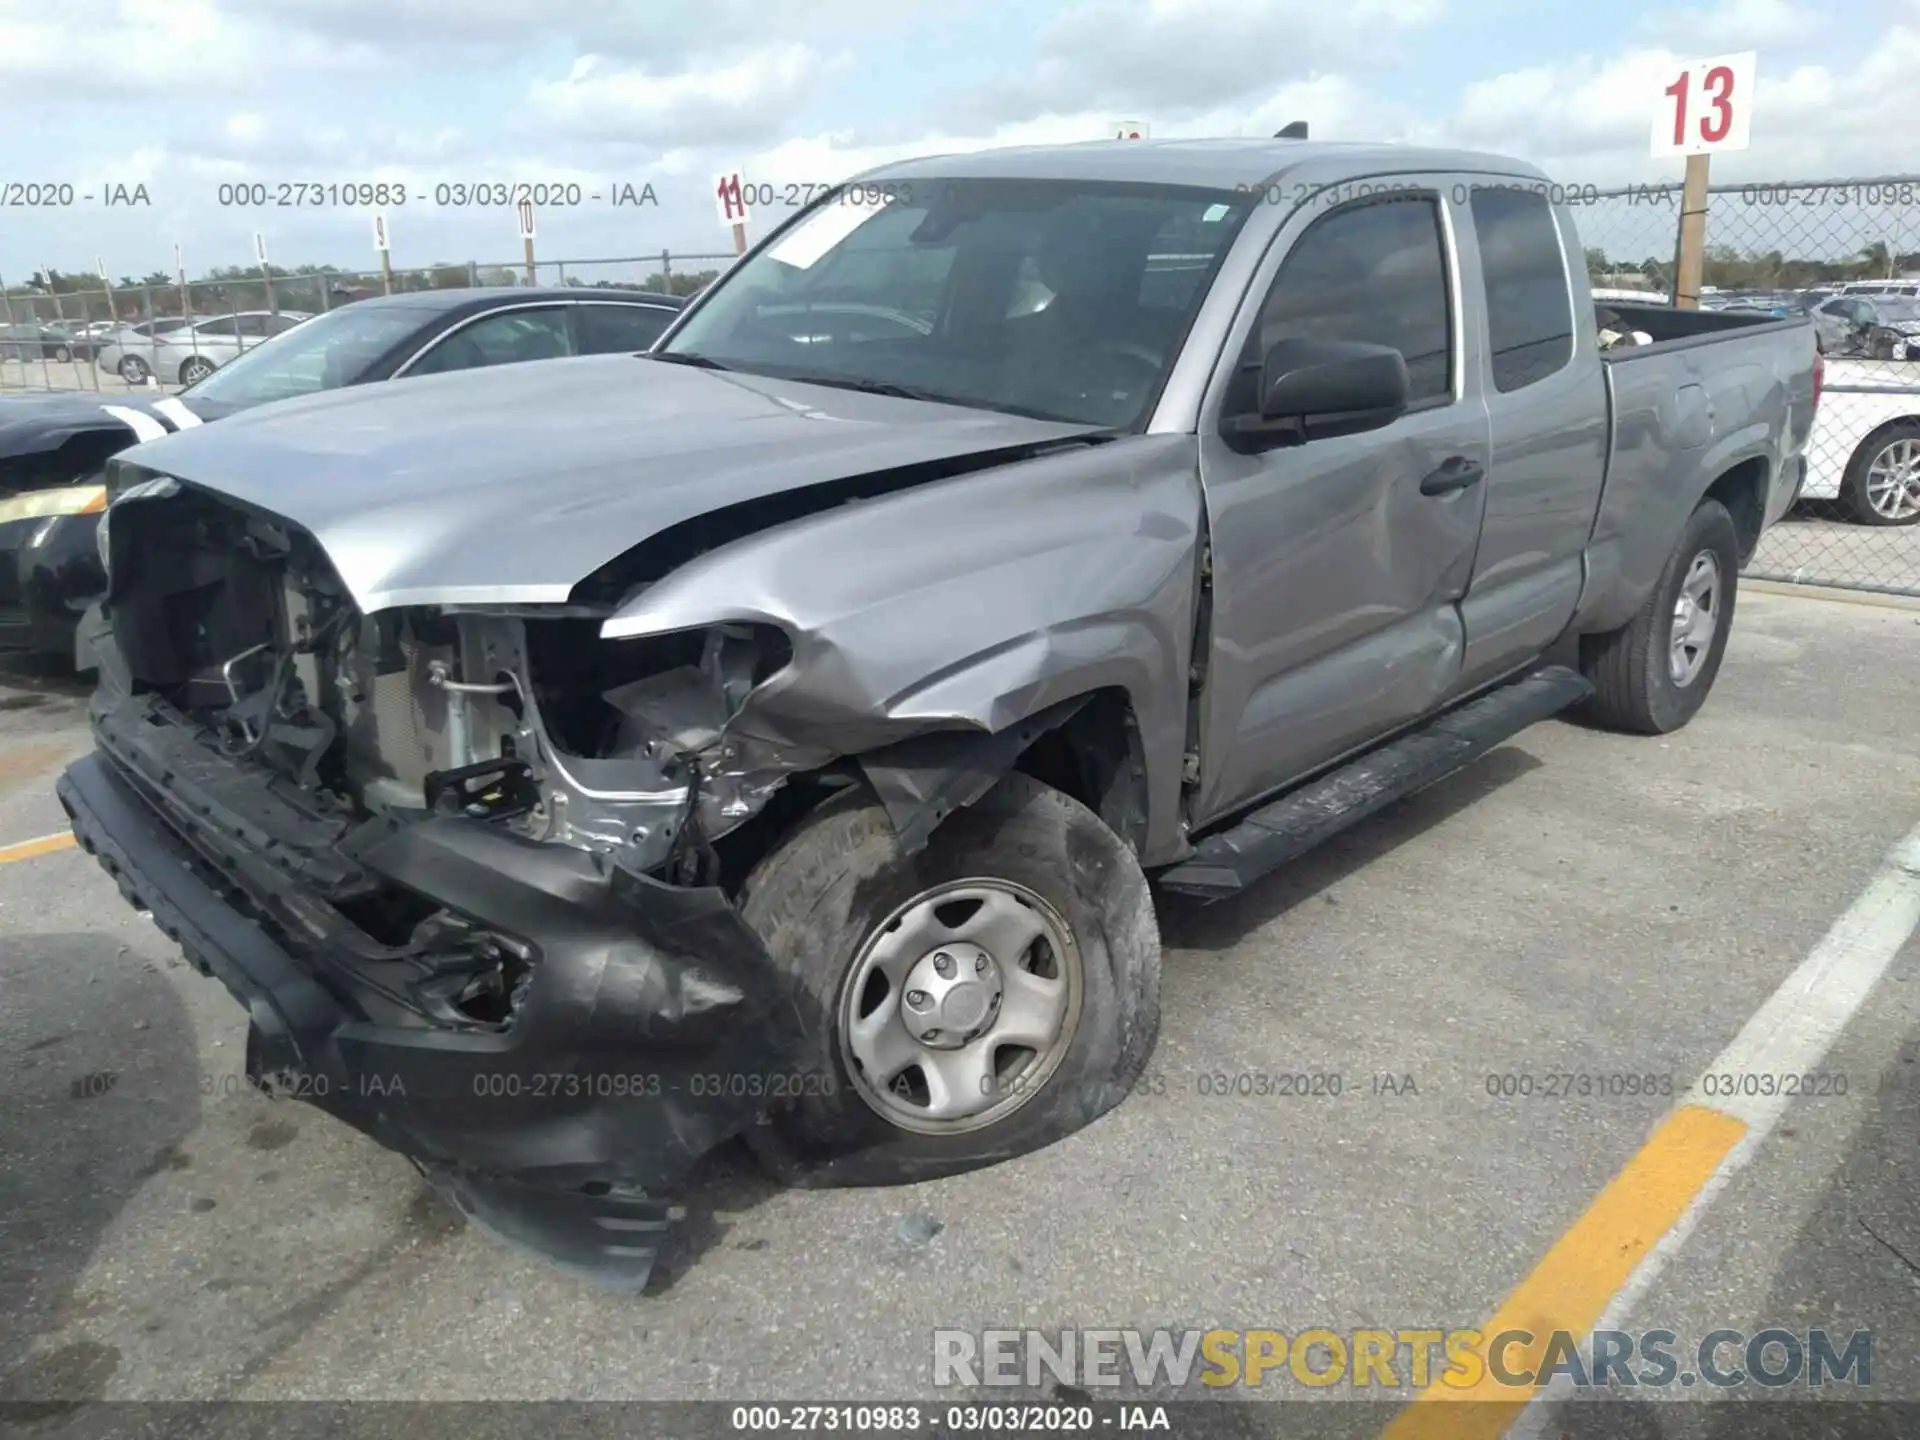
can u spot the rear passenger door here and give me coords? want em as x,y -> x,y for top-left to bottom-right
1453,185 -> 1607,689
1193,181 -> 1491,825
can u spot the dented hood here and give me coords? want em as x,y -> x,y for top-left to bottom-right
111,354 -> 1102,612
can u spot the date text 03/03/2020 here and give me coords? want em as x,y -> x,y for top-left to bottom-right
211,181 -> 660,207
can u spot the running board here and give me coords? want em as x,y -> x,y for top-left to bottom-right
1157,664 -> 1593,901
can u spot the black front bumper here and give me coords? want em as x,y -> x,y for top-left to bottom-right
58,692 -> 808,1291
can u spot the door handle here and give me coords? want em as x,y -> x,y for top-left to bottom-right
1419,456 -> 1485,496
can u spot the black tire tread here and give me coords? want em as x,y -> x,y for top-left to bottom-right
1580,498 -> 1739,734
735,773 -> 1161,1188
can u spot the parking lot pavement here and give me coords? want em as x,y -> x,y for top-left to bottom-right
0,589 -> 1916,1420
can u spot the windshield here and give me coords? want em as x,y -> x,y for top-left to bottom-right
660,177 -> 1253,427
1873,299 -> 1920,322
180,303 -> 427,408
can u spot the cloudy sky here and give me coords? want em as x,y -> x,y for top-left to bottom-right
1,0 -> 1915,283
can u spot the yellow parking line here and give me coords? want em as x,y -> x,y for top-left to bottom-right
0,831 -> 77,863
1382,1105 -> 1746,1440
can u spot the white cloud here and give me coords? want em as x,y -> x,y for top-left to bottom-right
0,0 -> 375,96
522,44 -> 838,151
951,0 -> 1444,127
1641,0 -> 1816,50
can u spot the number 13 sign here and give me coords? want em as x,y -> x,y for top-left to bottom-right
1651,51 -> 1756,158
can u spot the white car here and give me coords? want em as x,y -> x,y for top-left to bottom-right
1798,360 -> 1920,525
93,310 -> 312,386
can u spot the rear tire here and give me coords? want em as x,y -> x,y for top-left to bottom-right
737,773 -> 1161,1188
1841,421 -> 1920,527
1579,498 -> 1740,734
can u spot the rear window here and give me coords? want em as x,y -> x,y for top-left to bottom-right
1471,187 -> 1575,392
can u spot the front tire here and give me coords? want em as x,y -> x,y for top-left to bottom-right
1579,497 -> 1740,734
737,773 -> 1161,1187
178,356 -> 215,385
117,356 -> 151,384
1841,422 -> 1920,526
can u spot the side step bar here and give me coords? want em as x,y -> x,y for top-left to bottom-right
1157,664 -> 1593,901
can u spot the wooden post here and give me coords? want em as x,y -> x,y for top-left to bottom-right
524,234 -> 537,286
380,250 -> 394,296
1672,153 -> 1711,310
731,221 -> 748,256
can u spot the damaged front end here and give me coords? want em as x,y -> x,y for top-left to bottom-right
60,479 -> 821,1289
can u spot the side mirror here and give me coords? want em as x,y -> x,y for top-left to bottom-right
1226,337 -> 1410,446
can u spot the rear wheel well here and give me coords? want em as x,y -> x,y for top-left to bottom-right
1704,457 -> 1769,563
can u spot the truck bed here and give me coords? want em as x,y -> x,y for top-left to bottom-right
1575,296 -> 1819,641
1598,300 -> 1808,361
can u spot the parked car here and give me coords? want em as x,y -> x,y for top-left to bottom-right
92,310 -> 313,385
58,140 -> 1816,1288
0,287 -> 685,659
1795,360 -> 1920,525
1812,294 -> 1920,360
0,323 -> 81,362
1838,280 -> 1920,297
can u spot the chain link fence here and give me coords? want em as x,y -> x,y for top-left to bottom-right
0,251 -> 735,395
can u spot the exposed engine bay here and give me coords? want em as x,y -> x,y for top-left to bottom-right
106,481 -> 799,893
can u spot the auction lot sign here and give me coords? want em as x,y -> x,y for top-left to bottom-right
1651,50 -> 1757,158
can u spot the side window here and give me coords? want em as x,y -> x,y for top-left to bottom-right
235,314 -> 272,338
1252,195 -> 1453,404
194,317 -> 239,338
404,307 -> 572,377
264,313 -> 305,335
1471,187 -> 1574,392
574,303 -> 675,355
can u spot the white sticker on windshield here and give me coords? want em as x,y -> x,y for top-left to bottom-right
768,193 -> 898,271
1202,203 -> 1230,222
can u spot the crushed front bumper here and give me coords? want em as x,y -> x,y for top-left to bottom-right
58,688 -> 807,1291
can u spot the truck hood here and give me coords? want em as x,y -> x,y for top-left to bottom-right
0,392 -> 221,468
112,354 -> 1104,613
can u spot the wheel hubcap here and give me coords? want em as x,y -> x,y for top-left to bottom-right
1865,438 -> 1920,521
1669,550 -> 1721,687
839,878 -> 1081,1134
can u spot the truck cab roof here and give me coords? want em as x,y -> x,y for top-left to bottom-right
860,137 -> 1553,191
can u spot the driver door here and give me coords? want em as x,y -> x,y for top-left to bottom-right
1191,181 -> 1491,827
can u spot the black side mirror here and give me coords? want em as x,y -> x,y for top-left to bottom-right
1225,337 -> 1410,447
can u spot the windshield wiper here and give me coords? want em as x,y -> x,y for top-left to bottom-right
649,351 -> 732,371
770,372 -> 1082,424
789,375 -> 952,402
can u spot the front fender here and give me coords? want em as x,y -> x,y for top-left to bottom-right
599,434 -> 1205,866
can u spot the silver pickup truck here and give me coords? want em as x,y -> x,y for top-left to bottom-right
59,139 -> 1819,1287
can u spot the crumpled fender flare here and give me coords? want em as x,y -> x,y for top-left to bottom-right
853,694 -> 1093,855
